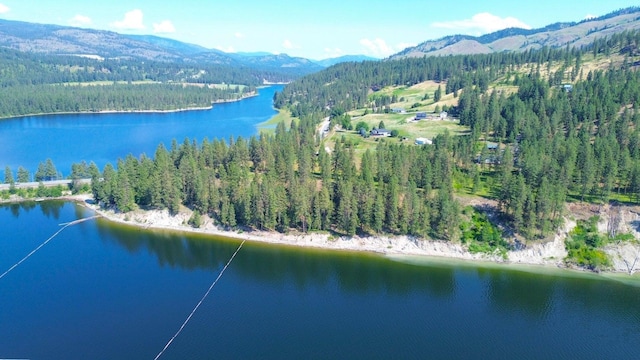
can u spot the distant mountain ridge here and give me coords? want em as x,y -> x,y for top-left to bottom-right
0,18 -> 369,77
391,6 -> 640,59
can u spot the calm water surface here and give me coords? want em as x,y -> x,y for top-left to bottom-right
2,84 -> 640,359
1,202 -> 640,359
0,85 -> 281,178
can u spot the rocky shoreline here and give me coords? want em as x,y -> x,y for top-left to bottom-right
0,93 -> 256,120
4,193 -> 639,276
71,196 -> 640,275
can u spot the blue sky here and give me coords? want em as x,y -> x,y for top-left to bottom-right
0,1 -> 637,59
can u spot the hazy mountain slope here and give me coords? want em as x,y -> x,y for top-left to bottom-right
392,7 -> 640,59
0,17 -> 375,76
123,34 -> 210,55
0,19 -> 322,75
0,19 -> 189,61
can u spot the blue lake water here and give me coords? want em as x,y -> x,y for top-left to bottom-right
1,84 -> 640,359
1,201 -> 640,359
0,85 -> 281,178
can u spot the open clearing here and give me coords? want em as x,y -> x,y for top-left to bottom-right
258,108 -> 295,134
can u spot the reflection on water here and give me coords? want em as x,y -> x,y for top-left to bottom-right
485,269 -> 555,319
4,199 -> 66,220
7,200 -> 35,218
2,201 -> 640,360
97,219 -> 457,297
38,200 -> 65,220
95,214 -> 640,328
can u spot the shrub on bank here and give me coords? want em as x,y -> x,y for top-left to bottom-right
564,216 -> 611,271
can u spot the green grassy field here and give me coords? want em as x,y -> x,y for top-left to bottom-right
365,80 -> 448,113
323,115 -> 468,168
62,80 -> 159,86
61,81 -> 247,89
336,80 -> 468,146
350,113 -> 468,138
258,108 -> 295,134
260,79 -> 469,165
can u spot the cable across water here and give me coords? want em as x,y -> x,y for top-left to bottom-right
154,239 -> 246,360
0,215 -> 99,281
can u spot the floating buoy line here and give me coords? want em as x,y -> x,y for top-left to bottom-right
2,212 -> 245,360
0,215 -> 100,281
154,239 -> 246,360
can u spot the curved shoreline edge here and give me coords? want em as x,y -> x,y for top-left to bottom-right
47,194 -> 636,279
4,194 -> 639,280
0,92 -> 258,121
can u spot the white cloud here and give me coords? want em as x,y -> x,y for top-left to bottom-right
111,9 -> 145,30
235,32 -> 244,38
281,39 -> 302,52
153,20 -> 175,34
431,12 -> 531,34
282,39 -> 294,49
360,38 -> 395,57
585,14 -> 596,20
0,3 -> 9,14
69,14 -> 92,27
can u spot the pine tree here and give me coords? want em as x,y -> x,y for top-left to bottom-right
4,166 -> 14,184
385,175 -> 400,232
17,166 -> 30,183
434,85 -> 442,102
114,159 -> 136,212
372,191 -> 385,233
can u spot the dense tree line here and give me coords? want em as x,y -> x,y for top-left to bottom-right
0,83 -> 254,118
86,30 -> 640,241
0,47 -> 297,117
274,30 -> 640,119
9,29 -> 640,244
454,64 -> 640,238
273,47 -> 567,117
0,47 -> 297,87
92,119 -> 459,239
267,30 -> 640,240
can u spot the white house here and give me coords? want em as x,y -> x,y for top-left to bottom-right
371,129 -> 392,137
415,137 -> 432,145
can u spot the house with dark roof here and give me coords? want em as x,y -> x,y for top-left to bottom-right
415,112 -> 427,120
370,129 -> 391,137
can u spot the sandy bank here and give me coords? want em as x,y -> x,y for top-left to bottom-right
74,198 -> 638,275
5,192 -> 638,275
0,94 -> 255,120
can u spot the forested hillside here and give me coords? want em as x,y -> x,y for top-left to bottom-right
84,31 -> 640,235
275,31 -> 639,117
391,6 -> 640,58
0,18 -> 324,76
0,83 -> 255,117
0,47 -> 283,86
16,28 -> 640,268
87,120 -> 459,239
0,48 -> 275,117
272,30 -> 640,240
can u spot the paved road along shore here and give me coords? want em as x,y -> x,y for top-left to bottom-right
0,178 -> 91,191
